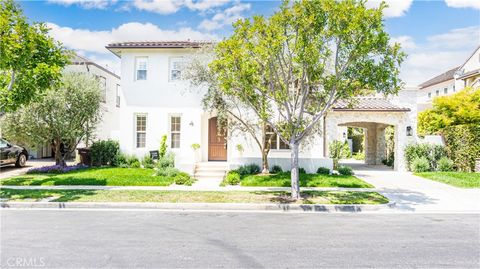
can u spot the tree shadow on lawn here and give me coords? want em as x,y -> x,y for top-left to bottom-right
1,175 -> 107,186
251,190 -> 387,204
0,189 -> 98,202
242,172 -> 372,188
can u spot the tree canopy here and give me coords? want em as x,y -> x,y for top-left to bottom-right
0,0 -> 70,112
418,87 -> 480,136
1,72 -> 102,166
210,0 -> 404,198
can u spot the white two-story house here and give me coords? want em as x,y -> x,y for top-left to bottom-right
107,41 -> 416,174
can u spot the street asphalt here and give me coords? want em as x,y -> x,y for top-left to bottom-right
1,210 -> 479,268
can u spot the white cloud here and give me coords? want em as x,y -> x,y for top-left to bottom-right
427,26 -> 480,49
47,22 -> 217,54
397,26 -> 480,85
390,35 -> 417,50
445,0 -> 480,9
199,2 -> 250,31
47,0 -> 116,9
46,22 -> 218,74
130,0 -> 230,14
366,0 -> 413,18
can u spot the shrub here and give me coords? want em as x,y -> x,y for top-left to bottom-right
298,167 -> 306,174
269,165 -> 283,174
156,166 -> 180,177
90,140 -> 120,166
159,135 -> 168,158
329,140 -> 351,169
316,167 -> 330,175
337,166 -> 354,176
191,143 -> 200,150
130,160 -> 141,168
222,170 -> 241,186
353,152 -> 365,160
404,143 -> 447,171
174,172 -> 195,186
443,124 -> 480,172
237,163 -> 261,175
157,152 -> 175,169
125,155 -> 140,167
142,155 -> 155,169
410,157 -> 430,173
113,153 -> 128,167
437,157 -> 454,172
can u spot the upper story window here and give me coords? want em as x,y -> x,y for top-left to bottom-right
135,57 -> 148,81
170,116 -> 181,148
266,126 -> 289,150
116,84 -> 121,107
170,57 -> 184,81
453,85 -> 456,92
444,88 -> 448,94
436,90 -> 440,96
428,92 -> 432,99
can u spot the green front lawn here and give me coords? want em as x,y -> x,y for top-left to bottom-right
240,172 -> 373,188
0,168 -> 174,186
414,172 -> 480,188
0,189 -> 388,204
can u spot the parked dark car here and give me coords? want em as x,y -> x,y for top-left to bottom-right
0,138 -> 28,167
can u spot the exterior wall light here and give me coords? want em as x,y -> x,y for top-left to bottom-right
189,121 -> 194,127
406,126 -> 413,136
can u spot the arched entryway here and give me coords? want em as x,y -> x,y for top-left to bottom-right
325,99 -> 412,171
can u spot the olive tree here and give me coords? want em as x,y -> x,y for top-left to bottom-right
211,0 -> 404,199
185,46 -> 275,173
1,72 -> 102,166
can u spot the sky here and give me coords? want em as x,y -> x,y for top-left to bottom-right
19,0 -> 480,86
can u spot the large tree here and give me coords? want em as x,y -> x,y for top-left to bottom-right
418,87 -> 480,136
185,46 -> 275,173
0,0 -> 69,112
1,72 -> 102,166
211,0 -> 404,199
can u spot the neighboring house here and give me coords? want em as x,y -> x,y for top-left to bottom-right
454,45 -> 480,90
30,54 -> 121,158
107,41 -> 416,173
417,67 -> 458,113
417,46 -> 480,113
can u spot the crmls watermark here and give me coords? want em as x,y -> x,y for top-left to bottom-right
6,256 -> 46,267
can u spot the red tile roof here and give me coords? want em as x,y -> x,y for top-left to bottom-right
106,40 -> 213,49
333,98 -> 410,112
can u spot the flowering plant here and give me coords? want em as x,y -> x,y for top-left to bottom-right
27,164 -> 88,174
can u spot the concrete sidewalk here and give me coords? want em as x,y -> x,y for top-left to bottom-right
343,161 -> 480,213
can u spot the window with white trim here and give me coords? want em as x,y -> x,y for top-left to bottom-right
436,90 -> 440,96
170,57 -> 184,81
135,114 -> 147,148
135,57 -> 147,80
428,92 -> 431,99
116,84 -> 121,107
444,87 -> 448,94
170,116 -> 181,148
266,126 -> 289,150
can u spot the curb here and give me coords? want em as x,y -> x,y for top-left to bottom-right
0,201 -> 396,212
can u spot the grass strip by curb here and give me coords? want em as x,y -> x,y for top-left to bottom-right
414,172 -> 480,188
0,189 -> 388,205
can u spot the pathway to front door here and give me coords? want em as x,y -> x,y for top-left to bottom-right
343,161 -> 480,212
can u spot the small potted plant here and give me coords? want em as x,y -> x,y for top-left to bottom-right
191,143 -> 201,163
236,144 -> 244,158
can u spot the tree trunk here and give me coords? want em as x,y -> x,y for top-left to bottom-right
290,142 -> 300,200
54,139 -> 66,167
261,148 -> 269,174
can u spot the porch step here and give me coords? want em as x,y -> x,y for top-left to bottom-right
193,162 -> 228,181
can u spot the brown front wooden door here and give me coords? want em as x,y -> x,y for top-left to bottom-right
208,117 -> 227,161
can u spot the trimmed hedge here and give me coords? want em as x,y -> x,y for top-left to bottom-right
404,143 -> 447,171
90,140 -> 120,166
443,124 -> 480,172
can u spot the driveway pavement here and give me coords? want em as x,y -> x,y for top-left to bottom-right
0,159 -> 74,180
344,161 -> 480,213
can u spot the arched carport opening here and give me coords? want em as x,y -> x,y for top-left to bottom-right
324,98 -> 411,171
